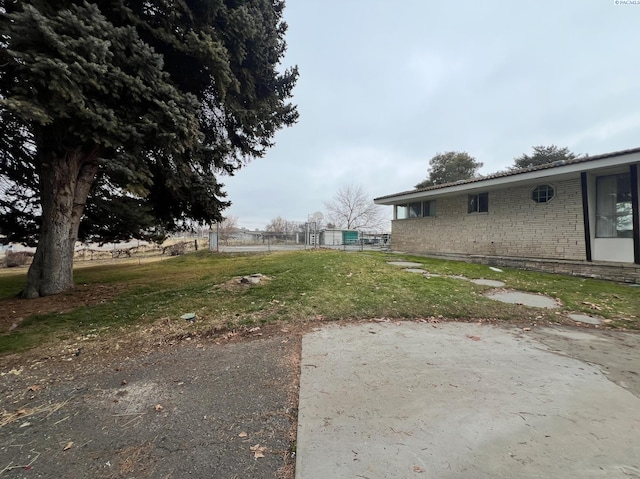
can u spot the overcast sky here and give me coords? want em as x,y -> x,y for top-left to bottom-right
223,0 -> 640,231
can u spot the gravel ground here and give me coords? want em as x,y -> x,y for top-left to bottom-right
0,326 -> 300,479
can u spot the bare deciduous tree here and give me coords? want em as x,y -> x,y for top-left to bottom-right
265,216 -> 300,241
324,184 -> 385,232
216,216 -> 239,245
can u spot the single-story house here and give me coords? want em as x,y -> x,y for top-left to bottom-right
374,147 -> 640,283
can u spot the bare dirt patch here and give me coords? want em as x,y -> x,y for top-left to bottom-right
0,283 -> 127,334
212,273 -> 273,292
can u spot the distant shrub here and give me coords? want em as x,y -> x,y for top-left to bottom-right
4,250 -> 34,268
165,242 -> 187,256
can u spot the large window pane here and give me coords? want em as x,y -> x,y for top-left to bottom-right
408,202 -> 421,218
468,193 -> 489,213
596,173 -> 632,238
422,200 -> 436,217
478,192 -> 489,212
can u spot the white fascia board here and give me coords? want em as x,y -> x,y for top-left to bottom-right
374,152 -> 640,205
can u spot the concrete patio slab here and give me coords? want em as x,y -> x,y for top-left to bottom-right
296,322 -> 640,479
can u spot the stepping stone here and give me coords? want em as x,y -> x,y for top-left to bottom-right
567,313 -> 602,325
405,268 -> 428,274
387,261 -> 423,267
471,279 -> 505,287
486,291 -> 560,309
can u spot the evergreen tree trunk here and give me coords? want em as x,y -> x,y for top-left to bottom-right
23,147 -> 99,298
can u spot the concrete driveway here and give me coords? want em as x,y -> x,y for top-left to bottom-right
295,322 -> 640,479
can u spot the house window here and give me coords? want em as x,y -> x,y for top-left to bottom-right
422,200 -> 436,217
396,201 -> 437,219
596,173 -> 632,238
395,205 -> 408,219
531,184 -> 555,203
408,202 -> 422,218
468,192 -> 488,213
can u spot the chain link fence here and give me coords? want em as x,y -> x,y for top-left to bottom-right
1,232 -> 390,269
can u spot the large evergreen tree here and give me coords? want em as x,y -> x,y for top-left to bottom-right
415,151 -> 483,189
0,0 -> 298,297
512,145 -> 578,170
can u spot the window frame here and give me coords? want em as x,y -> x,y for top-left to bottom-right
395,204 -> 408,220
422,200 -> 436,217
531,184 -> 556,204
395,200 -> 437,219
408,202 -> 422,218
468,192 -> 489,214
595,173 -> 633,238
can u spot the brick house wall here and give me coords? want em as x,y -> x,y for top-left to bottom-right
391,179 -> 587,261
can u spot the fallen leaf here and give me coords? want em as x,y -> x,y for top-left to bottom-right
413,465 -> 425,473
582,301 -> 602,311
250,444 -> 266,459
248,327 -> 261,333
238,432 -> 248,438
63,441 -> 74,451
466,335 -> 481,341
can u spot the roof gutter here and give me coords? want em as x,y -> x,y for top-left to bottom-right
374,152 -> 640,205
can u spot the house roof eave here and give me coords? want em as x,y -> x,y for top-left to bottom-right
374,147 -> 640,205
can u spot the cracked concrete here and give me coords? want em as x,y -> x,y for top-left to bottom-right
296,322 -> 640,479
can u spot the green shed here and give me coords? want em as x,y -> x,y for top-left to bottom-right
342,230 -> 359,244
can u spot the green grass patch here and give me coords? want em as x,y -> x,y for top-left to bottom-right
1,250 -> 638,355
